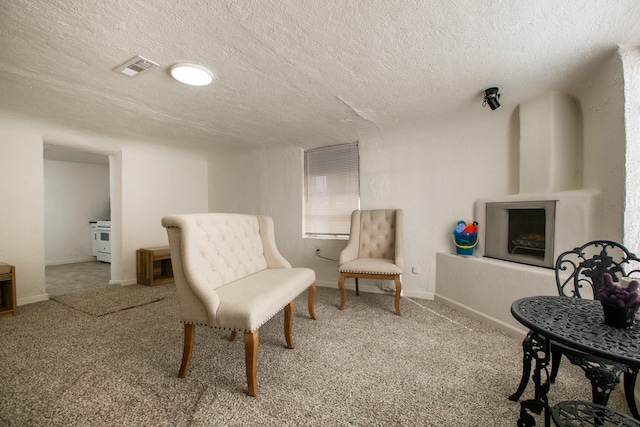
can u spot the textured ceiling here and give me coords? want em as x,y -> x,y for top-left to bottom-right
1,0 -> 640,151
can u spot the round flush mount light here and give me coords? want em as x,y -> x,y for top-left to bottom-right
169,63 -> 213,86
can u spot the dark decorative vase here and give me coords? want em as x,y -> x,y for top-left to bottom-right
601,302 -> 639,328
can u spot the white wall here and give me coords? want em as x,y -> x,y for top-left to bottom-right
208,147 -> 264,215
44,159 -> 110,265
206,104 -> 518,299
356,108 -> 517,298
621,46 -> 640,253
206,144 -> 360,290
577,50 -> 627,241
519,91 -> 581,193
205,50 -> 631,337
437,50 -> 629,337
0,121 -> 46,305
0,112 -> 208,304
436,252 -> 557,335
259,144 -> 351,287
120,143 -> 208,284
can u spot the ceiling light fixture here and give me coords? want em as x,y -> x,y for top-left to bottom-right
483,87 -> 501,110
170,63 -> 213,86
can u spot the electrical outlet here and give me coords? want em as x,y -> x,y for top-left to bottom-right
411,266 -> 420,274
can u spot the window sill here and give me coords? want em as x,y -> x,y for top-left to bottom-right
304,234 -> 349,241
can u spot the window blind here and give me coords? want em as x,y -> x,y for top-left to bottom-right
304,142 -> 360,237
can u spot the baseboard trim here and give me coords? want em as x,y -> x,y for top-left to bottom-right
316,280 -> 433,300
18,293 -> 50,306
45,257 -> 97,267
434,293 -> 526,339
110,278 -> 138,286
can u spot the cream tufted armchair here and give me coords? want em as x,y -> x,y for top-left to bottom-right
162,213 -> 316,396
337,209 -> 404,315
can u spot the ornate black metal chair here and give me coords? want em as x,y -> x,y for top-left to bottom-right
510,240 -> 640,418
551,401 -> 640,427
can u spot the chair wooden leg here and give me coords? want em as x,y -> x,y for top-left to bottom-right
308,283 -> 317,320
244,331 -> 259,396
178,324 -> 195,378
338,273 -> 347,310
355,277 -> 359,296
229,331 -> 237,342
394,276 -> 402,316
284,301 -> 295,349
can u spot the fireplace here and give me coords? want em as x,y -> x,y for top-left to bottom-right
484,200 -> 557,268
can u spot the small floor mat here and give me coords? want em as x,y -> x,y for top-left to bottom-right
51,284 -> 165,317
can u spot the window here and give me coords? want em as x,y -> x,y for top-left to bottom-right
304,142 -> 360,238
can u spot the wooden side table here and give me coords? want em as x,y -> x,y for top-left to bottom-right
136,247 -> 174,286
0,263 -> 17,318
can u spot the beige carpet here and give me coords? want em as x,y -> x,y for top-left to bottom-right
50,284 -> 165,316
0,285 -> 631,426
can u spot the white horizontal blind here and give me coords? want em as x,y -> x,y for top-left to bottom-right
304,142 -> 360,237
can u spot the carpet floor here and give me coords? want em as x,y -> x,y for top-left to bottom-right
0,285 -> 631,426
51,284 -> 165,317
45,261 -> 111,297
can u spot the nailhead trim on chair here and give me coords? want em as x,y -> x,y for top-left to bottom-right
339,270 -> 400,275
182,321 -> 256,334
182,300 -> 291,333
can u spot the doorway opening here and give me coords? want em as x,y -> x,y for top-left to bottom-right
43,144 -> 112,296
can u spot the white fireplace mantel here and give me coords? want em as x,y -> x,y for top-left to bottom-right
475,189 -> 602,260
435,189 -> 601,337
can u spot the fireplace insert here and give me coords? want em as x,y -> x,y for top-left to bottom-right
485,200 -> 557,268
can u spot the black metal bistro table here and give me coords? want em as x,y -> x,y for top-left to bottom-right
511,296 -> 640,427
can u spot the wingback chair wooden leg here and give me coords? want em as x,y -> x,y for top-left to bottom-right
229,331 -> 237,342
244,330 -> 259,397
308,283 -> 317,320
394,275 -> 402,316
284,301 -> 295,349
178,324 -> 195,378
355,278 -> 359,296
338,273 -> 347,310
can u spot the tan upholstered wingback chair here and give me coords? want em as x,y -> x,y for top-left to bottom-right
337,209 -> 404,315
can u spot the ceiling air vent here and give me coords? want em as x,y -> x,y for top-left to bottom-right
113,55 -> 159,77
